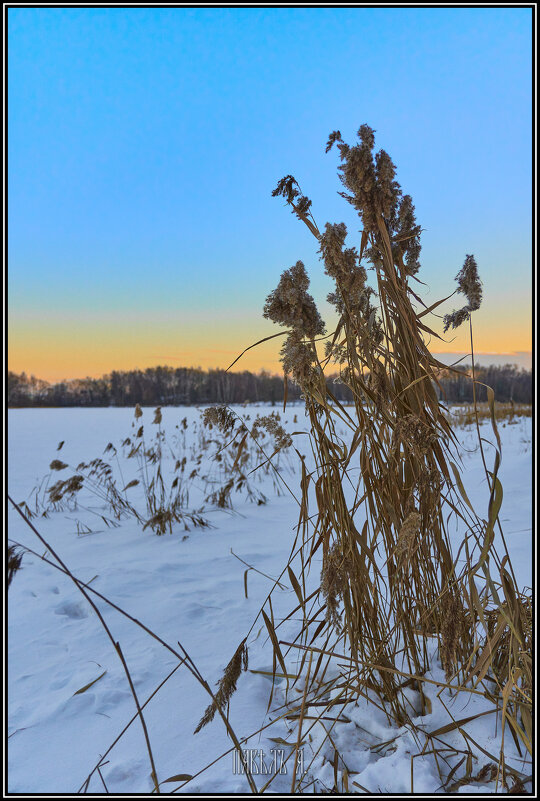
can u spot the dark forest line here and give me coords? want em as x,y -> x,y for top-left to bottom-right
7,363 -> 532,408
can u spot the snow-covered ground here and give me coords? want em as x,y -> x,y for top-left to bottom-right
7,405 -> 533,793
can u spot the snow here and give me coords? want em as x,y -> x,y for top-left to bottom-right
7,405 -> 533,793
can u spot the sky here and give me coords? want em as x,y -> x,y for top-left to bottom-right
8,7 -> 533,382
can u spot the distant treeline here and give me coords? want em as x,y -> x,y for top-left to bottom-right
7,363 -> 532,408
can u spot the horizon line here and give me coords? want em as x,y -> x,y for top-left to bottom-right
10,350 -> 533,384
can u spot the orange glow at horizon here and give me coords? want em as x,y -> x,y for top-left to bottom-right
8,306 -> 532,383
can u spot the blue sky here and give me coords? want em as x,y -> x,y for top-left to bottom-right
8,7 -> 532,379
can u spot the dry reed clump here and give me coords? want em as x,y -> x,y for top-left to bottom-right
205,478 -> 235,510
224,122 -> 532,791
198,408 -> 287,508
24,400 -> 287,537
143,505 -> 209,535
24,406 -> 224,535
448,402 -> 532,428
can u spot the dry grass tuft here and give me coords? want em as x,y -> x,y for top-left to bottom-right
7,545 -> 24,588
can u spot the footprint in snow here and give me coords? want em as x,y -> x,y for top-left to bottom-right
54,600 -> 88,620
95,689 -> 131,714
49,675 -> 70,690
105,759 -> 145,786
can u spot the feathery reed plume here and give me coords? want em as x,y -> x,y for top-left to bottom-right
320,544 -> 347,631
271,176 -> 317,230
443,254 -> 483,331
263,260 -> 326,389
202,405 -> 236,434
49,459 -> 68,471
393,414 -> 438,454
272,174 -> 299,204
253,413 -> 293,451
394,194 -> 422,275
318,222 -> 373,318
394,511 -> 421,563
134,403 -> 143,419
325,130 -> 343,153
263,261 -> 325,339
375,149 -> 400,220
47,475 -> 84,504
368,360 -> 392,408
336,124 -> 379,234
440,593 -> 465,680
279,331 -> 322,389
194,639 -> 248,733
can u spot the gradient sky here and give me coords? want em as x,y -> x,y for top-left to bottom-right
8,7 -> 532,381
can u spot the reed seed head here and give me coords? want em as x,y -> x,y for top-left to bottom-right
280,331 -> 321,389
440,593 -> 465,680
194,639 -> 248,733
393,414 -> 437,454
325,130 -> 343,153
49,459 -> 68,471
271,175 -> 315,225
394,194 -> 422,275
321,544 -> 348,632
443,254 -> 483,332
202,406 -> 236,434
337,125 -> 378,234
375,149 -> 401,220
263,261 -> 325,339
395,511 -> 421,562
319,223 -> 369,316
456,254 -> 482,310
253,413 -> 292,451
47,475 -> 84,504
